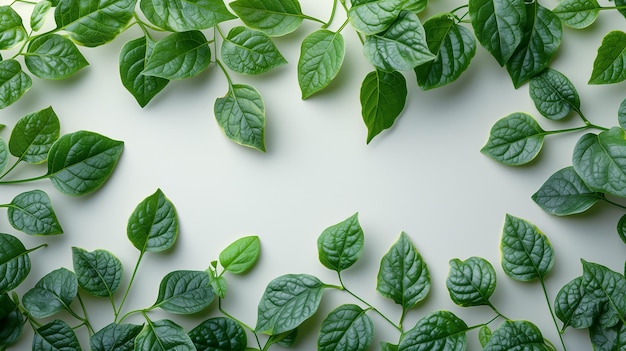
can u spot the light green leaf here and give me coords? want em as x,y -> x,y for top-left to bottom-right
360,69 -> 407,143
501,214 -> 554,281
142,30 -> 211,80
318,304 -> 374,351
30,1 -> 52,32
153,270 -> 215,314
0,59 -> 32,109
219,236 -> 261,274
483,320 -> 549,351
127,188 -> 178,253
90,323 -> 143,351
8,190 -> 63,235
397,310 -> 468,351
9,106 -> 60,164
135,319 -> 195,351
214,83 -> 266,152
119,36 -> 169,107
532,166 -> 602,216
0,233 -> 31,294
33,320 -> 81,351
229,0 -> 304,36
401,0 -> 426,13
23,268 -> 77,318
298,29 -> 345,99
348,0 -> 403,35
140,0 -> 236,31
446,257 -> 496,307
589,31 -> 626,85
72,247 -> 123,297
317,213 -> 364,273
25,34 -> 89,80
529,68 -> 580,120
0,6 -> 27,50
481,112 -> 545,165
552,0 -> 600,29
221,26 -> 287,75
189,317 -> 247,351
479,326 -> 492,347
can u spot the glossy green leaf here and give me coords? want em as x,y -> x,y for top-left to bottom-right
479,326 -> 492,347
0,233 -> 31,294
219,235 -> 261,274
7,190 -> 63,235
9,106 -> 60,164
214,83 -> 266,152
619,98 -> 626,130
0,138 -> 7,173
618,214 -> 626,245
446,256 -> 496,307
142,31 -> 211,80
210,273 -> 227,298
153,270 -> 215,314
506,2 -> 562,88
617,0 -> 626,18
23,268 -> 77,318
90,323 -> 143,351
555,276 -> 595,329
415,14 -> 476,90
469,0 -> 527,66
572,128 -> 626,197
589,31 -> 626,85
229,0 -> 304,36
532,166 -> 602,216
552,0 -> 600,29
0,309 -> 24,349
590,321 -> 626,351
72,247 -> 123,297
135,319 -> 195,351
46,130 -> 124,196
360,69 -> 407,143
397,310 -> 468,351
317,212 -> 364,273
25,34 -> 89,80
54,0 -> 136,47
529,68 -> 580,120
221,26 -> 287,75
377,232 -> 430,310
483,320 -> 549,351
140,0 -> 236,31
363,11 -> 435,72
348,0 -> 402,35
255,274 -> 326,335
318,304 -> 374,351
30,1 -> 52,32
127,188 -> 178,253
0,293 -> 17,322
119,36 -> 169,107
33,320 -> 81,351
266,329 -> 298,348
501,214 -> 554,281
0,6 -> 27,50
298,29 -> 345,99
0,59 -> 32,109
189,317 -> 247,351
401,0 -> 426,13
481,112 -> 545,165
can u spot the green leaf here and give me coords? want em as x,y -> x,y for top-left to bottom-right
255,274 -> 326,335
618,214 -> 626,245
214,83 -> 266,152
33,320 -> 81,351
348,0 -> 403,35
46,130 -> 124,196
401,0 -> 426,13
377,232 -> 430,310
360,69 -> 407,143
572,127 -> 626,197
501,214 -> 554,281
0,6 -> 27,50
298,29 -> 345,99
142,31 -> 211,80
90,323 -> 143,351
0,138 -> 7,173
9,106 -> 60,164
469,0 -> 527,66
127,188 -> 178,253
363,11 -> 435,72
0,233 -> 31,294
54,0 -> 136,47
555,276 -> 595,329
505,2 -> 562,88
552,0 -> 600,29
8,190 -> 63,235
479,326 -> 492,347
189,317 -> 247,351
25,34 -> 89,80
221,26 -> 287,75
397,310 -> 468,351
415,14 -> 476,90
483,320 -> 549,351
529,68 -> 580,120
72,247 -> 123,297
317,213 -> 364,273
219,236 -> 261,274
30,1 -> 52,32
229,0 -> 304,36
590,321 -> 626,351
480,112 -> 545,166
0,309 -> 24,349
0,59 -> 32,109
619,98 -> 626,130
589,31 -> 626,85
135,319 -> 195,351
318,304 -> 374,351
446,257 -> 496,307
140,0 -> 236,31
532,166 -> 602,216
210,274 -> 227,298
269,329 -> 298,347
381,342 -> 399,351
119,36 -> 169,107
153,270 -> 215,314
23,268 -> 78,318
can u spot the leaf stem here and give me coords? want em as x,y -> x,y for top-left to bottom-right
218,298 -> 263,350
323,0 -> 339,28
543,123 -> 606,136
0,173 -> 49,185
75,294 -> 95,335
115,251 -> 145,322
537,277 -> 567,351
602,197 -> 626,211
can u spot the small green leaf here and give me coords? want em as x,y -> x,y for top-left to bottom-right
0,138 -> 7,173
90,323 -> 143,351
0,6 -> 27,50
318,304 -> 374,351
142,31 -> 211,80
229,0 -> 304,36
210,275 -> 227,298
0,309 -> 24,349
529,68 -> 580,120
255,274 -> 326,335
0,59 -> 32,109
501,214 -> 554,281
317,213 -> 364,273
33,320 -> 81,351
189,317 -> 247,351
127,188 -> 178,253
9,106 -> 60,164
135,319 -> 195,351
119,36 -> 169,107
153,270 -> 214,314
221,26 -> 287,75
401,0 -> 426,13
552,0 -> 600,29
360,69 -> 407,143
0,233 -> 31,294
219,236 -> 261,274
25,34 -> 89,80
72,247 -> 123,297
589,31 -> 626,85
46,130 -> 124,196
480,112 -> 545,166
8,190 -> 63,235
140,0 -> 236,32
483,320 -> 549,351
214,83 -> 266,152
479,326 -> 492,347
30,1 -> 52,32
398,310 -> 468,351
446,257 -> 496,307
532,166 -> 602,216
298,29 -> 345,99
23,268 -> 78,318
377,232 -> 430,310
348,0 -> 403,35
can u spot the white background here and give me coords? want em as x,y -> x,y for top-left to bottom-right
4,0 -> 626,349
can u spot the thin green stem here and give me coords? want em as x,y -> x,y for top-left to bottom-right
539,277 -> 567,351
75,294 -> 95,335
542,123 -> 607,136
215,59 -> 234,89
322,0 -> 339,28
0,174 -> 49,185
602,197 -> 626,211
117,308 -> 145,324
115,251 -> 145,322
0,158 -> 24,181
218,298 -> 263,349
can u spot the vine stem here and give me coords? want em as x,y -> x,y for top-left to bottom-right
218,298 -> 263,350
115,251 -> 145,323
539,277 -> 567,351
322,0 -> 339,28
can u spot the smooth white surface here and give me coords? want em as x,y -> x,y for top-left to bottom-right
3,1 -> 626,349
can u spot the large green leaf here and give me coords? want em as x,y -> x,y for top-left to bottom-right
23,268 -> 78,318
397,310 -> 468,351
589,31 -> 626,85
481,112 -> 545,165
0,59 -> 32,109
317,213 -> 364,273
529,68 -> 580,120
119,36 -> 169,107
219,235 -> 261,274
229,0 -> 304,36
590,321 -> 626,351
135,319 -> 195,351
90,323 -> 143,351
0,6 -> 27,50
318,304 -> 374,351
532,166 -> 603,216
8,106 -> 60,164
33,320 -> 81,351
298,29 -> 345,99
153,270 -> 215,314
348,0 -> 403,35
142,30 -> 211,80
214,83 -> 266,152
360,69 -> 407,143
446,257 -> 496,307
0,233 -> 31,294
72,247 -> 123,297
7,190 -> 63,235
140,0 -> 236,31
221,26 -> 287,75
552,0 -> 600,29
483,320 -> 549,350
189,317 -> 247,351
25,34 -> 89,80
127,188 -> 178,253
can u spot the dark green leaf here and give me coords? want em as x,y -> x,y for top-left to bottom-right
0,310 -> 24,349
30,1 -> 52,32
0,138 -> 7,173
0,59 -> 32,109
72,247 -> 123,297
214,83 -> 266,152
127,188 -> 178,253
480,112 -> 545,166
581,261 -> 626,328
397,310 -> 468,351
446,257 -> 496,307
219,236 -> 261,274
590,321 -> 626,351
0,6 -> 27,50
555,276 -> 596,329
617,0 -> 626,18
298,29 -> 345,99
221,26 -> 287,75
619,98 -> 626,130
25,34 -> 89,80
189,317 -> 247,351
348,0 -> 402,35
529,68 -> 580,120
33,320 -> 81,351
23,268 -> 77,318
142,31 -> 211,80
135,319 -> 195,351
90,323 -> 143,351
589,31 -> 626,85
552,0 -> 600,29
318,304 -> 374,351
8,190 -> 63,235
532,166 -> 602,216
140,0 -> 236,31
153,270 -> 215,314
9,106 -> 60,164
0,233 -> 31,294
483,320 -> 549,351
317,213 -> 364,273
229,0 -> 304,36
501,214 -> 554,281
0,293 -> 15,319
618,214 -> 626,245
119,36 -> 169,107
360,69 -> 407,143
